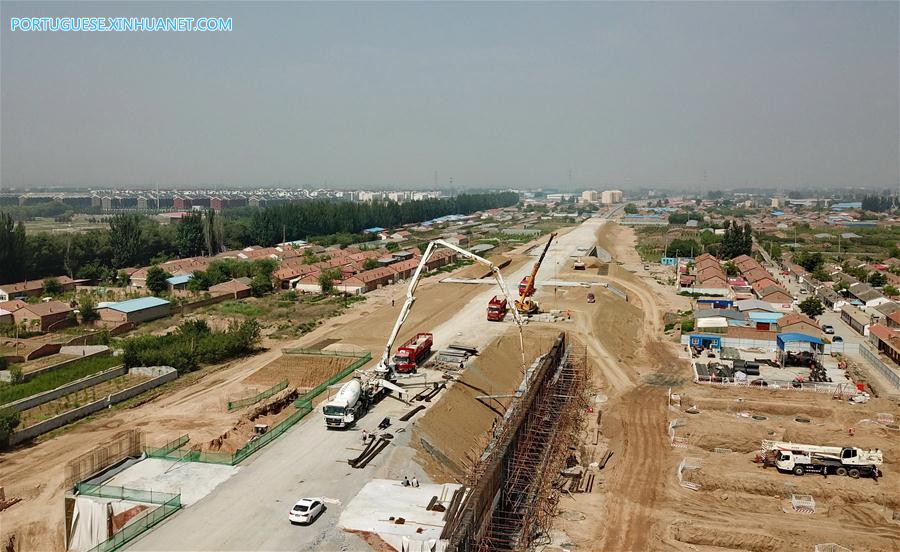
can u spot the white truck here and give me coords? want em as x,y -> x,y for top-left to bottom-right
762,440 -> 883,478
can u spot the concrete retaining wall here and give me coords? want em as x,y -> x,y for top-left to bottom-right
2,365 -> 127,412
9,367 -> 177,446
0,347 -> 111,383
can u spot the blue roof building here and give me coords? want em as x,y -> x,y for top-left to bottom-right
166,274 -> 193,287
100,296 -> 172,324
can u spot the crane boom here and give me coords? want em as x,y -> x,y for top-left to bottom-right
515,232 -> 556,314
376,239 -> 526,376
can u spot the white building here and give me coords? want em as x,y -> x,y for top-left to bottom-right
581,190 -> 598,202
601,190 -> 624,205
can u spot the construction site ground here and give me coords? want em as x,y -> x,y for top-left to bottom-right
545,222 -> 900,552
5,216 -> 897,552
0,226 -> 570,551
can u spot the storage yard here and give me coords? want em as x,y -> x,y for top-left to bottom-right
2,215 -> 898,552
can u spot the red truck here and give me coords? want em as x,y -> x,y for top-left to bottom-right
392,332 -> 433,373
486,296 -> 507,321
519,276 -> 535,297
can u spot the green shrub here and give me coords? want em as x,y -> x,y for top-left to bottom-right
122,319 -> 261,374
0,408 -> 21,448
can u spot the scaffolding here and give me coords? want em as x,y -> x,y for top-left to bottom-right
444,332 -> 588,551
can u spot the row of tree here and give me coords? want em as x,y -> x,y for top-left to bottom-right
0,192 -> 517,284
860,195 -> 895,213
122,319 -> 261,374
243,192 -> 519,246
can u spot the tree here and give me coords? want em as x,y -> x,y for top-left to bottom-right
109,214 -> 144,268
385,241 -> 399,252
176,213 -> 206,258
0,212 -> 27,284
798,296 -> 825,318
318,268 -> 341,294
884,284 -> 899,297
146,266 -> 171,296
250,273 -> 272,297
203,209 -> 225,256
78,294 -> 100,323
667,239 -> 702,258
624,203 -> 639,215
42,278 -> 62,295
363,258 -> 379,270
723,262 -> 739,276
795,251 -> 824,273
868,272 -> 887,287
810,268 -> 830,282
0,408 -> 20,448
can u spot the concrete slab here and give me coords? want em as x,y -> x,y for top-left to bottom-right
338,478 -> 461,551
103,458 -> 239,506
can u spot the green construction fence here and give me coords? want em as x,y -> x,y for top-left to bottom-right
144,351 -> 372,466
82,494 -> 181,552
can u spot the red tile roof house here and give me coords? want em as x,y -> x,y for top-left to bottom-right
209,278 -> 252,299
348,266 -> 399,293
777,313 -> 821,337
7,300 -> 75,332
757,285 -> 793,305
0,276 -> 77,301
390,258 -> 422,280
292,272 -> 325,294
742,268 -> 773,283
751,278 -> 781,294
424,249 -> 457,271
869,324 -> 900,366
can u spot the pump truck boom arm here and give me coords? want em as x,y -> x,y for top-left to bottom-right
377,239 -> 526,376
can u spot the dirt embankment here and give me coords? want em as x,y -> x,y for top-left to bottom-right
412,327 -> 564,482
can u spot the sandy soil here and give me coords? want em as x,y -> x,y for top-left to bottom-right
0,235 -> 542,552
549,221 -> 900,552
241,353 -> 354,390
412,326 -> 566,482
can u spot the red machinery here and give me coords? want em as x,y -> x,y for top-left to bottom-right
392,333 -> 433,373
518,276 -> 535,297
486,296 -> 508,321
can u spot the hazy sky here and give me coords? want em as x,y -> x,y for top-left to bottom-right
1,1 -> 898,190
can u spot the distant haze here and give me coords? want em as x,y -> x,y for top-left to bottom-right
1,2 -> 898,190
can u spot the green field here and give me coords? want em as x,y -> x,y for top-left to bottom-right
0,354 -> 121,405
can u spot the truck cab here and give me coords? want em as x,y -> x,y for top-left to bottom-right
487,296 -> 507,321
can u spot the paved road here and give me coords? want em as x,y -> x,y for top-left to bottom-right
128,219 -> 605,551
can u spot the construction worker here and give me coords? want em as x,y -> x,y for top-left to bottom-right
361,429 -> 369,444
411,476 -> 419,488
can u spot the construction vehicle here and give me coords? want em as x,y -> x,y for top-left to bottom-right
487,296 -> 508,321
326,241 -> 526,429
573,257 -> 585,270
392,332 -> 433,373
515,233 -> 556,315
761,440 -> 883,478
518,277 -> 534,297
375,239 -> 526,379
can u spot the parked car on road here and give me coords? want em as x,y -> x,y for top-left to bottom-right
289,498 -> 324,525
833,336 -> 843,343
823,325 -> 834,334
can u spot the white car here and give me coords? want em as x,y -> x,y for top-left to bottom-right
289,498 -> 324,525
823,325 -> 834,334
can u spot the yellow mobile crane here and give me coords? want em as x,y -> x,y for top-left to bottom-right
515,232 -> 556,314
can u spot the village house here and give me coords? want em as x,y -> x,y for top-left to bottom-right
209,278 -> 253,299
3,300 -> 75,332
98,296 -> 172,325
